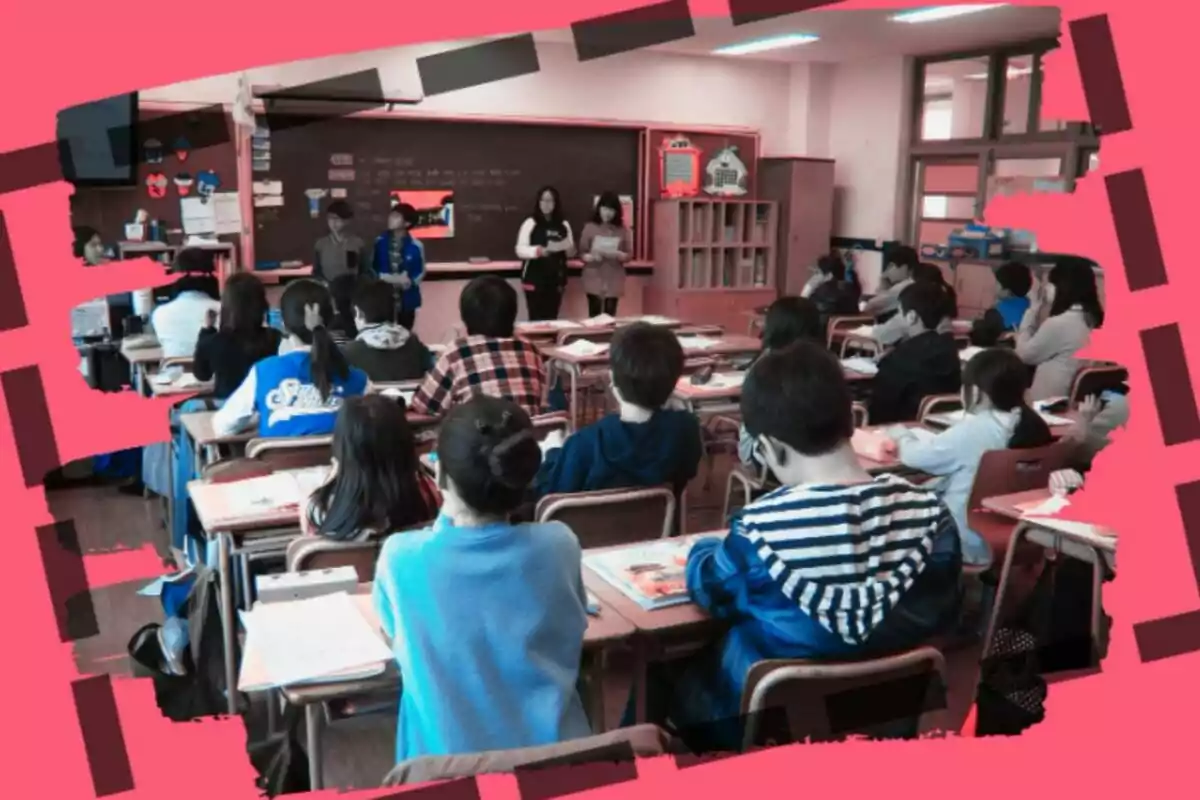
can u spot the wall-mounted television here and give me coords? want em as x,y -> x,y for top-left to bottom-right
56,92 -> 138,186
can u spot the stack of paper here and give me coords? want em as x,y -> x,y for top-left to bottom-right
238,592 -> 392,692
557,339 -> 609,357
677,335 -> 719,351
582,314 -> 616,327
841,357 -> 879,376
848,325 -> 875,338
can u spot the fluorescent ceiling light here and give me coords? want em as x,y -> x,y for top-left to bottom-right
713,33 -> 819,55
965,66 -> 1033,80
891,5 -> 1006,24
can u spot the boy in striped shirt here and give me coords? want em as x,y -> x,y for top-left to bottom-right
654,341 -> 962,748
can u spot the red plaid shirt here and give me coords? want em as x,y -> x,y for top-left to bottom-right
409,335 -> 547,418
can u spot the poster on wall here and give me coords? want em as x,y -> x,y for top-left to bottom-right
658,135 -> 701,198
389,189 -> 455,239
703,146 -> 749,196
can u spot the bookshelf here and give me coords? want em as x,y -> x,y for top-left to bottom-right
647,199 -> 778,331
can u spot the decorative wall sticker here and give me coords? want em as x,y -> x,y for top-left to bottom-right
145,172 -> 168,199
173,136 -> 191,162
196,170 -> 221,202
173,173 -> 194,196
703,145 -> 749,196
143,138 -> 163,165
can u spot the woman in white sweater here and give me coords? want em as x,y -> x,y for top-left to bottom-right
1015,260 -> 1103,401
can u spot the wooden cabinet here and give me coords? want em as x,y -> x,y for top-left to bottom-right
647,198 -> 778,332
758,157 -> 834,296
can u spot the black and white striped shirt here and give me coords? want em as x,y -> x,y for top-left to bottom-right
736,473 -> 951,645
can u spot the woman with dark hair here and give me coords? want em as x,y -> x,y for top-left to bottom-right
887,348 -> 1053,569
802,255 -> 862,336
73,225 -> 106,265
212,279 -> 369,437
372,395 -> 591,760
302,395 -> 440,541
192,272 -> 282,399
516,185 -> 575,321
578,191 -> 632,317
1016,260 -> 1104,401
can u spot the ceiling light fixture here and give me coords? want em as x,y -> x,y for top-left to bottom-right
713,33 -> 820,55
964,66 -> 1033,80
891,5 -> 1006,24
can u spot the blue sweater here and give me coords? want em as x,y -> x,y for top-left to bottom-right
372,516 -> 592,761
995,296 -> 1031,330
535,410 -> 702,498
373,231 -> 425,310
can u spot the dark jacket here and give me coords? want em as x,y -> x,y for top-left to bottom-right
868,330 -> 962,424
193,327 -> 283,400
809,280 -> 862,336
342,323 -> 433,382
535,410 -> 702,498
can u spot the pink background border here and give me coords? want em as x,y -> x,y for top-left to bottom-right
2,0 -> 1198,797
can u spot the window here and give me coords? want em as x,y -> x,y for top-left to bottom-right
920,57 -> 988,141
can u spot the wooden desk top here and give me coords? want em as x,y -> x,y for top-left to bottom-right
149,374 -> 214,398
188,477 -> 306,535
981,489 -> 1054,521
180,410 -> 257,448
120,340 -> 163,364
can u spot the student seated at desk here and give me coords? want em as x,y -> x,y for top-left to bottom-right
861,244 -> 918,322
868,281 -> 962,425
301,395 -> 440,541
409,276 -> 546,419
1016,260 -> 1102,402
150,248 -> 221,358
737,296 -> 823,466
802,254 -> 861,333
970,261 -> 1032,347
536,322 -> 701,498
373,396 -> 591,760
212,279 -> 369,437
874,262 -> 957,347
885,348 -> 1053,569
342,278 -> 433,382
192,272 -> 282,400
646,342 -> 962,749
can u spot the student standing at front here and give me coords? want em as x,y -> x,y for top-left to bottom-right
313,200 -> 372,282
578,191 -> 632,317
373,396 -> 592,760
374,203 -> 426,331
517,185 -> 575,321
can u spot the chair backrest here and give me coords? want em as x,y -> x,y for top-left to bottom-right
826,315 -> 874,348
382,724 -> 673,786
1069,364 -> 1127,408
201,458 -> 275,484
534,486 -> 676,548
245,435 -> 334,471
530,412 -> 570,442
966,440 -> 1075,534
839,334 -> 883,359
739,646 -> 947,748
918,393 -> 963,423
285,536 -> 385,583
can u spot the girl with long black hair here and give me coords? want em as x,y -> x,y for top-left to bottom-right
516,185 -> 575,321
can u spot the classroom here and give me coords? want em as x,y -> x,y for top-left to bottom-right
57,4 -> 1124,793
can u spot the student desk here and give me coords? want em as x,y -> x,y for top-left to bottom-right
981,488 -> 1054,521
120,340 -> 164,395
149,375 -> 214,398
247,584 -> 636,790
672,364 -> 873,416
516,316 -> 683,346
180,411 -> 257,475
544,334 -> 762,430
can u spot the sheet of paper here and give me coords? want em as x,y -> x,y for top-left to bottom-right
557,339 -> 609,357
841,357 -> 879,376
637,315 -> 675,326
379,388 -> 415,405
220,473 -> 307,519
581,314 -> 615,327
239,592 -> 392,689
1020,495 -> 1071,517
677,335 -> 719,350
180,197 -> 216,236
590,235 -> 622,255
959,346 -> 984,362
213,192 -> 242,235
849,325 -> 875,337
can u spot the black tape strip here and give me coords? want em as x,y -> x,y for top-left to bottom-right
572,0 -> 695,62
729,0 -> 845,27
0,210 -> 30,332
1140,324 -> 1200,446
35,519 -> 98,642
1070,14 -> 1132,135
262,69 -> 386,133
418,36 -> 540,97
72,675 -> 136,796
1134,480 -> 1200,662
0,139 -> 63,196
514,740 -> 638,800
1,365 -> 61,486
1106,170 -> 1168,291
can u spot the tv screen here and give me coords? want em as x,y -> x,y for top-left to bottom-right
56,93 -> 138,186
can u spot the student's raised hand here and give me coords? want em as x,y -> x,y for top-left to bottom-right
303,302 -> 324,331
1078,394 -> 1103,423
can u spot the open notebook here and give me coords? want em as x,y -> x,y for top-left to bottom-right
585,540 -> 693,611
841,357 -> 879,376
216,467 -> 330,521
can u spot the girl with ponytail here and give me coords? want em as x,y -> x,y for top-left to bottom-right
212,279 -> 369,437
372,395 -> 592,761
884,348 -> 1053,569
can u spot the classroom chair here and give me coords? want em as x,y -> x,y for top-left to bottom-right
826,315 -> 874,349
839,333 -> 884,359
381,724 -> 673,786
530,412 -> 571,441
535,486 -> 676,548
245,435 -> 334,471
721,403 -> 867,522
738,646 -> 947,749
285,536 -> 384,583
555,329 -> 619,426
966,440 -> 1076,565
918,393 -> 964,424
201,458 -> 275,483
1068,363 -> 1127,409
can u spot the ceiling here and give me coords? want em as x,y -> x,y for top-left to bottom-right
534,5 -> 1061,63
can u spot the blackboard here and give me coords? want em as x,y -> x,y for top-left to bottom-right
252,115 -> 640,265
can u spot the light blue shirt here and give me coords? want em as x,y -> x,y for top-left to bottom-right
893,409 -> 1019,568
372,515 -> 592,762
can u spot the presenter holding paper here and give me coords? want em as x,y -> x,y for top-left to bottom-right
516,186 -> 575,321
578,191 -> 633,318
